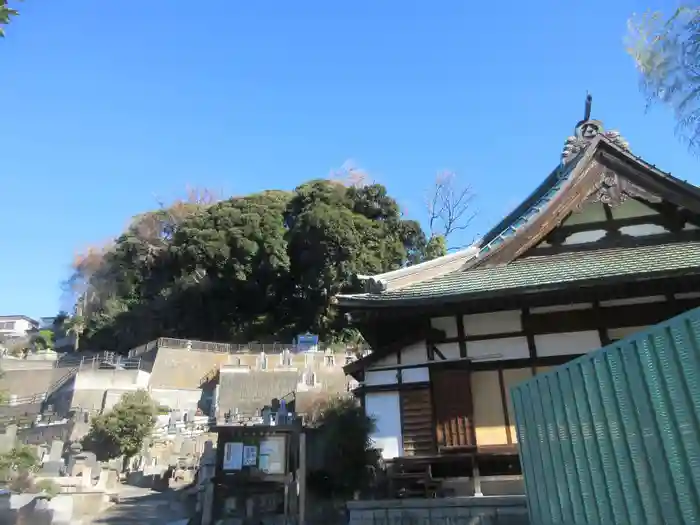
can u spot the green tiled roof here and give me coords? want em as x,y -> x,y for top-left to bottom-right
340,242 -> 700,305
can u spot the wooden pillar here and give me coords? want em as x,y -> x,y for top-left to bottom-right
473,455 -> 483,497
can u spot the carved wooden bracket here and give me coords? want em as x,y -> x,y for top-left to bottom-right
585,170 -> 662,207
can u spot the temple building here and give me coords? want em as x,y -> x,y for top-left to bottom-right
334,96 -> 700,496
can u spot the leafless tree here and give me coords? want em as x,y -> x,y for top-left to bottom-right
329,159 -> 372,188
425,171 -> 477,240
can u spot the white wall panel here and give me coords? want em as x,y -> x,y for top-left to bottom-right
373,354 -> 398,367
434,342 -> 461,360
402,367 -> 429,383
608,326 -> 649,341
535,331 -> 601,357
599,295 -> 665,307
530,303 -> 593,314
562,230 -> 607,245
463,310 -> 522,336
401,341 -> 428,365
365,370 -> 398,386
430,316 -> 458,338
467,337 -> 529,361
619,224 -> 668,237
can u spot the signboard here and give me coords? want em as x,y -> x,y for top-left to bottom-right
242,445 -> 258,467
295,333 -> 319,352
259,436 -> 286,474
222,442 -> 243,471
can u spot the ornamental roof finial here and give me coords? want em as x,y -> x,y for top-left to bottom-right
583,91 -> 592,122
562,93 -> 629,164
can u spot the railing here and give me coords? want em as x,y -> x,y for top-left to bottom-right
128,336 -> 371,358
1,393 -> 46,406
46,367 -> 79,395
0,352 -> 143,409
0,365 -> 79,408
78,352 -> 143,370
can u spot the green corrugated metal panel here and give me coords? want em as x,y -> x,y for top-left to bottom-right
511,307 -> 700,525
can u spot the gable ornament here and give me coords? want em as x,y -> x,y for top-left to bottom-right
586,169 -> 662,207
562,94 -> 630,164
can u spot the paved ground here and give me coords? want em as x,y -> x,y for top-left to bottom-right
85,486 -> 192,525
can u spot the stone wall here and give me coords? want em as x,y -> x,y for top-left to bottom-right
149,347 -> 231,389
347,496 -> 529,525
0,368 -> 65,399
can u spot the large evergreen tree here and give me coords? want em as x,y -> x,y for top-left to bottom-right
72,180 -> 445,352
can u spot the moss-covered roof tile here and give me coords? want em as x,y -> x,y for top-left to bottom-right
341,242 -> 700,304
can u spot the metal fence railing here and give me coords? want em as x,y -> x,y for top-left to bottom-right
128,336 -> 371,358
77,352 -> 142,370
0,352 -> 144,409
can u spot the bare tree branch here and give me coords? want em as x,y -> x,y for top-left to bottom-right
329,159 -> 373,188
425,171 -> 477,240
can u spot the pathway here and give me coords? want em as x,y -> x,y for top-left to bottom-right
85,486 -> 192,525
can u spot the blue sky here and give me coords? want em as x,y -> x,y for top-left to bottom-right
0,0 -> 693,319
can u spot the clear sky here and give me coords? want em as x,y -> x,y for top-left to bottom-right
0,0 -> 694,319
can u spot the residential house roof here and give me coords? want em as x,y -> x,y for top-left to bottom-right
0,315 -> 39,325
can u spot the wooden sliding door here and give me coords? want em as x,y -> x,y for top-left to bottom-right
431,369 -> 474,449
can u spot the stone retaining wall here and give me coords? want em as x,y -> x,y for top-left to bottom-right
347,496 -> 529,525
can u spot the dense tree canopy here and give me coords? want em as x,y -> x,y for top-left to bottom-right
71,180 -> 446,352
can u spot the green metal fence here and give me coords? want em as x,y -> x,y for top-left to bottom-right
511,307 -> 700,525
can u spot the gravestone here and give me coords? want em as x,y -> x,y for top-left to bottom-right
49,440 -> 63,462
0,425 -> 17,454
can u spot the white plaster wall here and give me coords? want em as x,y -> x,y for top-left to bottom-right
463,310 -> 522,336
434,342 -> 461,360
619,224 -> 669,236
365,370 -> 398,386
564,202 -> 607,224
400,341 -> 427,365
562,230 -> 607,245
610,199 -> 656,219
467,336 -> 529,361
599,295 -> 665,307
535,331 -> 601,357
608,326 -> 649,341
530,303 -> 593,314
365,392 -> 403,459
402,367 -> 429,383
430,316 -> 458,338
676,291 -> 700,300
373,354 -> 398,366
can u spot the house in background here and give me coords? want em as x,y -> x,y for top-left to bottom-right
0,315 -> 39,340
334,97 -> 700,496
